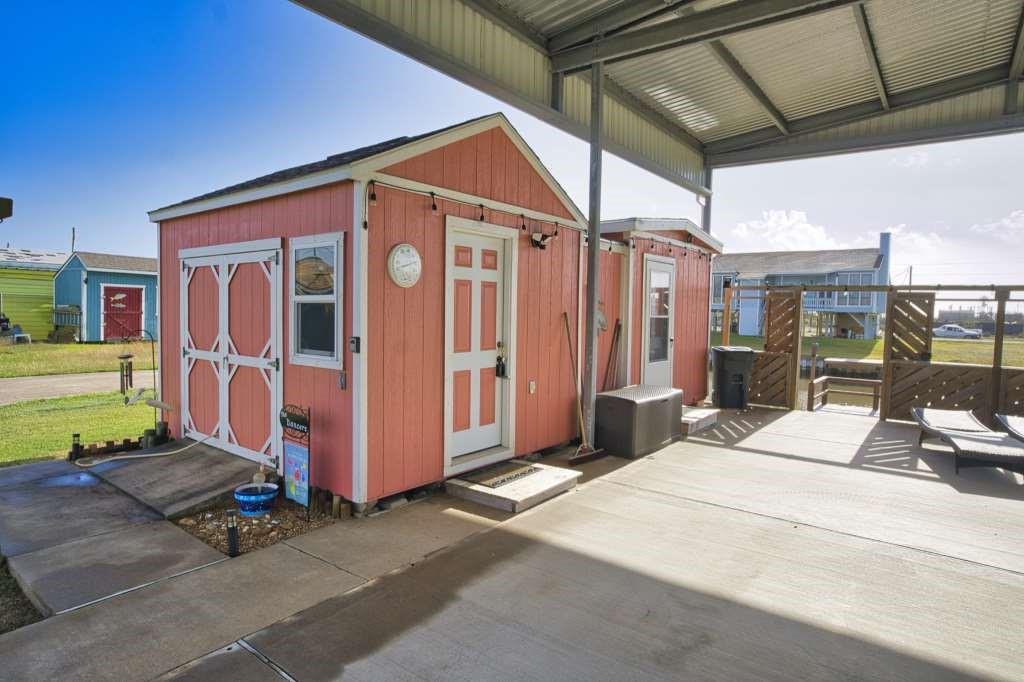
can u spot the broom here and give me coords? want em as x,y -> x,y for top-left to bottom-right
562,312 -> 604,464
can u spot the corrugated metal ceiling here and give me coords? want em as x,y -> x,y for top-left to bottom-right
720,7 -> 879,121
296,0 -> 1024,173
867,0 -> 1022,94
606,43 -> 774,142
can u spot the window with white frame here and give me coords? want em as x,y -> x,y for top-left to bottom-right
836,272 -> 872,307
290,233 -> 343,368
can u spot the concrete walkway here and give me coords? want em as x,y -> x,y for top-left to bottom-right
3,411 -> 1024,679
0,370 -> 154,405
0,490 -> 507,679
197,412 -> 1024,681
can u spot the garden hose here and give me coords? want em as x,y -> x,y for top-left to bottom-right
73,435 -> 212,468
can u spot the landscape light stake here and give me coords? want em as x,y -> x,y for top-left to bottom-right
226,510 -> 240,557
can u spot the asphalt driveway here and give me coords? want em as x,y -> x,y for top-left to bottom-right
0,371 -> 154,406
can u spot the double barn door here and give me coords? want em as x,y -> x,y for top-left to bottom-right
180,247 -> 282,468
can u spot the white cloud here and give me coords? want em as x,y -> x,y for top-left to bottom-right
889,150 -> 930,168
968,209 -> 1024,244
730,210 -> 844,251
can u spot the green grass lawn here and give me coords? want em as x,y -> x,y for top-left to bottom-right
0,341 -> 157,378
710,333 -> 1024,367
0,392 -> 156,465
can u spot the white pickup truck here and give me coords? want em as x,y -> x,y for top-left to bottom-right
933,323 -> 982,339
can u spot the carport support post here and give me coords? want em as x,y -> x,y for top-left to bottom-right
582,61 -> 604,445
990,287 -> 1008,421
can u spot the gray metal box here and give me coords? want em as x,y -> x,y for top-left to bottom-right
595,385 -> 683,459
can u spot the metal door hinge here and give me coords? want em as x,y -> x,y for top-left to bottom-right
182,348 -> 189,358
270,358 -> 280,371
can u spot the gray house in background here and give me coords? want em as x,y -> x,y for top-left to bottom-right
712,232 -> 891,340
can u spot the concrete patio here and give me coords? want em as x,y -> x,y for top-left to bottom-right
1,409 -> 1022,680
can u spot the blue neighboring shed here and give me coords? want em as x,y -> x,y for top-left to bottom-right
54,252 -> 158,341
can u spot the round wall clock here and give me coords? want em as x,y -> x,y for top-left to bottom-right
387,243 -> 422,288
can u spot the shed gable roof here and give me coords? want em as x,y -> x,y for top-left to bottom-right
713,247 -> 881,277
75,252 -> 158,274
149,113 -> 585,226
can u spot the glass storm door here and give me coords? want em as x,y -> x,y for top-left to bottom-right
447,233 -> 504,457
643,258 -> 674,387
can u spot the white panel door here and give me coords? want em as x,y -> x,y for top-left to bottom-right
446,232 -> 505,457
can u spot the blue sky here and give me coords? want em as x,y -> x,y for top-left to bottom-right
3,0 -> 1023,292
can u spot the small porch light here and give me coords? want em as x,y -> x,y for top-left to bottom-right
368,181 -> 377,206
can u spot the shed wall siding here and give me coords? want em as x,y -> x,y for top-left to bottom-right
366,184 -> 580,500
54,257 -> 84,309
583,245 -> 627,392
0,268 -> 55,339
629,239 -> 712,404
158,182 -> 355,498
380,127 -> 575,223
86,271 -> 158,341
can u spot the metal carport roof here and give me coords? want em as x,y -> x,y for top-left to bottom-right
292,0 -> 1024,193
289,0 -> 1024,447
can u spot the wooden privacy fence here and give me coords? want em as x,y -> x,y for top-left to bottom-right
728,284 -> 1024,420
885,361 -> 1024,420
748,290 -> 802,409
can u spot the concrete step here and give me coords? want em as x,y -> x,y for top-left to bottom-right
446,460 -> 581,513
681,407 -> 719,436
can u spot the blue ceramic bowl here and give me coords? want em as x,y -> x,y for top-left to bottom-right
234,483 -> 278,517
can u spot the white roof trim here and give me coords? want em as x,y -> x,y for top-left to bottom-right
149,166 -> 353,222
602,217 -> 723,253
53,253 -> 83,280
149,113 -> 586,227
630,230 -> 717,256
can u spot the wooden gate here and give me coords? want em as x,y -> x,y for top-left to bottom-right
880,292 -> 935,420
749,289 -> 802,409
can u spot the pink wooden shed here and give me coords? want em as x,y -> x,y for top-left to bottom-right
149,114 -> 720,508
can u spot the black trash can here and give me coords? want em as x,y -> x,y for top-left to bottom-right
711,346 -> 755,409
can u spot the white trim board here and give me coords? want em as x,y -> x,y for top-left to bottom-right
288,232 -> 345,370
630,231 -> 718,256
443,215 -> 519,478
351,180 -> 369,504
149,114 -> 587,229
179,239 -> 281,260
150,169 -> 353,222
98,283 -> 146,342
641,253 -> 676,386
367,172 -> 584,230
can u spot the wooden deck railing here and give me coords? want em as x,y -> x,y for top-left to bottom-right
807,375 -> 881,412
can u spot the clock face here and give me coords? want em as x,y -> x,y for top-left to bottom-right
387,243 -> 422,288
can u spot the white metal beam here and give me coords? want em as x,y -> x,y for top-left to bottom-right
705,65 -> 1010,159
550,0 -> 861,73
852,4 -> 889,110
707,40 -> 789,134
582,61 -> 603,446
547,0 -> 675,52
708,111 -> 1024,167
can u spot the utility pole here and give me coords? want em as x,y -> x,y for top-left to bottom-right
907,265 -> 913,287
71,227 -> 76,252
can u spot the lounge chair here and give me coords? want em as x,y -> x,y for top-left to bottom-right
910,407 -> 992,446
941,432 -> 1024,476
996,414 -> 1024,442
